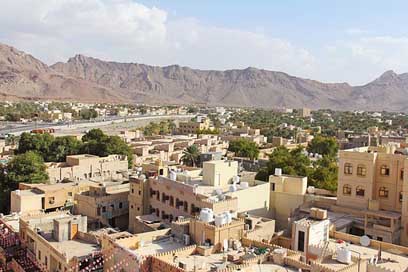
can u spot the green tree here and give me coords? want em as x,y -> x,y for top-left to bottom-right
256,146 -> 311,180
17,132 -> 54,158
228,138 -> 259,160
79,109 -> 98,120
48,136 -> 82,162
81,129 -> 133,168
181,145 -> 201,167
307,136 -> 338,158
309,157 -> 338,191
6,151 -> 48,186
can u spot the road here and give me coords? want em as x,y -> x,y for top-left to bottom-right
0,114 -> 194,136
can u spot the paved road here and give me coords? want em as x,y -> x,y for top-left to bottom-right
0,114 -> 194,136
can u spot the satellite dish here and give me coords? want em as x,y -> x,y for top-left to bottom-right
360,235 -> 371,247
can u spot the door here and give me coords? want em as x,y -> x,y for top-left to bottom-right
71,223 -> 78,239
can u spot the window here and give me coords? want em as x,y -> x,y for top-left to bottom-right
38,250 -> 41,260
119,202 -> 123,209
102,206 -> 106,213
380,165 -> 390,176
343,184 -> 352,195
271,183 -> 275,191
401,169 -> 405,180
44,256 -> 48,265
357,165 -> 367,177
356,186 -> 365,197
344,163 -> 353,175
48,197 -> 55,204
138,190 -> 141,195
67,192 -> 73,197
131,188 -> 134,194
400,192 -> 403,202
379,187 -> 389,198
169,196 -> 174,206
183,201 -> 188,212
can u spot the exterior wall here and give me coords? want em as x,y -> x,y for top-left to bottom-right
337,151 -> 405,212
75,187 -> 129,229
10,191 -> 43,213
202,160 -> 238,187
46,154 -> 128,183
225,181 -> 270,217
189,219 -> 244,252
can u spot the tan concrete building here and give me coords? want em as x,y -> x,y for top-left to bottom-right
46,154 -> 128,183
19,211 -> 102,272
269,172 -> 308,229
178,118 -> 210,134
74,182 -> 130,230
336,147 -> 408,245
128,160 -> 275,233
10,181 -> 93,214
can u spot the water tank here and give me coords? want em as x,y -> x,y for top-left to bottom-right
232,175 -> 240,183
214,188 -> 223,196
336,247 -> 352,264
199,208 -> 214,222
215,214 -> 227,226
224,212 -> 233,223
240,182 -> 249,189
183,234 -> 190,246
229,184 -> 238,192
139,174 -> 146,180
307,186 -> 315,194
169,171 -> 177,181
274,168 -> 282,176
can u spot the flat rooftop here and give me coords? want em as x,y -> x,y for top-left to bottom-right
131,237 -> 185,256
48,238 -> 99,259
326,239 -> 408,271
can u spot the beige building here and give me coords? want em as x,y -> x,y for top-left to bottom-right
46,154 -> 128,183
178,118 -> 211,134
75,182 -> 130,230
11,181 -> 93,214
19,211 -> 102,272
128,160 -> 273,233
336,147 -> 408,244
269,172 -> 308,229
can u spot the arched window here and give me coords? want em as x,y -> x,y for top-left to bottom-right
343,184 -> 352,195
379,187 -> 389,198
380,165 -> 390,176
344,163 -> 353,175
356,186 -> 365,197
400,192 -> 403,202
357,165 -> 367,177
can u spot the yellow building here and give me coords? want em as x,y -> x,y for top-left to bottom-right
46,154 -> 128,183
19,211 -> 102,272
337,147 -> 408,244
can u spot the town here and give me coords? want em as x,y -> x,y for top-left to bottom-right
0,101 -> 407,271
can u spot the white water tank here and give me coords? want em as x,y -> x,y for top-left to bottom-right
224,212 -> 233,223
232,175 -> 240,183
199,208 -> 214,223
215,214 -> 227,226
214,188 -> 223,196
229,184 -> 238,192
336,247 -> 352,264
240,182 -> 249,189
274,168 -> 282,176
169,171 -> 177,181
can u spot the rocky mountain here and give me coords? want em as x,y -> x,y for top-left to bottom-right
2,42 -> 408,111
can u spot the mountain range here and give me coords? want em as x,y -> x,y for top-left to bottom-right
1,42 -> 408,111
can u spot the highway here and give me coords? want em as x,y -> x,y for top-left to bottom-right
0,114 -> 194,136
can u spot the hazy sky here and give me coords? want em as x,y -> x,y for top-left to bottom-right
1,0 -> 408,84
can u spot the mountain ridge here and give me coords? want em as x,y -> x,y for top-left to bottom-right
1,42 -> 408,111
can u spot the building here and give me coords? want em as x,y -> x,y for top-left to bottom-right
10,181 -> 93,214
45,154 -> 128,183
19,212 -> 103,272
128,159 -> 277,234
336,146 -> 408,245
74,182 -> 130,230
178,117 -> 210,134
298,107 -> 311,118
269,171 -> 308,228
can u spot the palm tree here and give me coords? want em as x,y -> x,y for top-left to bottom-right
181,145 -> 200,167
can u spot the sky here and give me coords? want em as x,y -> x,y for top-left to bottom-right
1,0 -> 408,85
